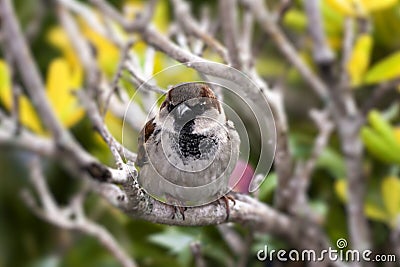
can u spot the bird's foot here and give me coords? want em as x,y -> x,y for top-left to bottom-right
171,205 -> 187,220
165,195 -> 187,220
220,194 -> 236,221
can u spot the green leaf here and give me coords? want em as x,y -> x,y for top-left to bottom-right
368,110 -> 399,147
309,200 -> 328,218
361,0 -> 398,13
257,173 -> 277,201
325,0 -> 358,17
148,229 -> 196,254
365,51 -> 400,84
381,176 -> 400,220
361,127 -> 400,164
335,179 -> 348,202
316,148 -> 346,178
364,203 -> 389,223
347,34 -> 373,87
29,255 -> 60,267
283,9 -> 307,32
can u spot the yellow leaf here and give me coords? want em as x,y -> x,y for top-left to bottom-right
364,203 -> 389,223
325,0 -> 357,16
284,10 -> 308,32
19,96 -> 44,133
47,27 -> 80,68
364,51 -> 400,84
124,0 -> 169,32
381,176 -> 400,219
152,0 -> 169,33
325,0 -> 393,16
361,0 -> 398,12
347,34 -> 373,87
0,60 -> 43,133
321,1 -> 344,50
0,59 -> 12,108
394,127 -> 400,145
46,58 -> 84,127
80,20 -> 119,76
105,111 -> 122,143
335,179 -> 348,202
47,26 -> 70,51
327,36 -> 343,50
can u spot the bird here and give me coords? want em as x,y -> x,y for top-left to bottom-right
135,82 -> 240,219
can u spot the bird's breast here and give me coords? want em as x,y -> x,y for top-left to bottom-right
176,120 -> 219,161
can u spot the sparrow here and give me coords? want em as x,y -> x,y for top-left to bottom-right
135,82 -> 240,218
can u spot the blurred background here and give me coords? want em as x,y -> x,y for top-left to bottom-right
1,0 -> 400,266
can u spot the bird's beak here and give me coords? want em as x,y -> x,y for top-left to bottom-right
176,103 -> 192,119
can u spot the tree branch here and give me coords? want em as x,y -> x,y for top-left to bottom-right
22,156 -> 137,267
241,0 -> 330,101
0,0 -> 66,140
219,0 -> 242,69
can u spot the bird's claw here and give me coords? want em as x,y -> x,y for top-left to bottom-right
172,205 -> 187,220
220,194 -> 236,221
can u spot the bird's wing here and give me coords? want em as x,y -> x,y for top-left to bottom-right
135,118 -> 155,168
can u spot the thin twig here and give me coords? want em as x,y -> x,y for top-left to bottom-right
170,0 -> 229,62
275,0 -> 294,22
78,90 -> 137,166
22,156 -> 137,267
303,109 -> 334,182
292,109 -> 333,220
217,224 -> 245,255
362,79 -> 400,115
90,0 -> 157,32
57,5 -> 100,93
103,39 -> 135,118
237,231 -> 253,267
190,242 -> 206,267
304,0 -> 335,66
11,83 -> 22,135
240,10 -> 254,70
24,0 -> 45,42
124,61 -> 166,94
241,0 -> 330,101
219,0 -> 242,69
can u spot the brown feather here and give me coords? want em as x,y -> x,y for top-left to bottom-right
135,118 -> 155,167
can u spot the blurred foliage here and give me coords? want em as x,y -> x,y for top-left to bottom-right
361,110 -> 400,164
0,0 -> 400,266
